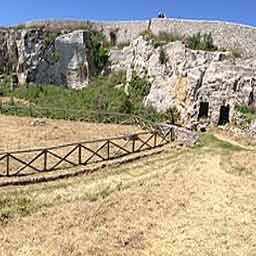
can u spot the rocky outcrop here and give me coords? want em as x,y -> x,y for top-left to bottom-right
109,36 -> 256,127
35,31 -> 93,89
1,20 -> 256,128
0,29 -> 94,89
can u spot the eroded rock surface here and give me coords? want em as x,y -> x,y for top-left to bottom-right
0,29 -> 94,89
110,36 -> 256,127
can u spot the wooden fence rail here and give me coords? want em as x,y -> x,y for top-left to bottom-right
0,129 -> 174,177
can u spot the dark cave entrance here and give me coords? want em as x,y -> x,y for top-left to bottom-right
198,102 -> 209,120
249,91 -> 254,106
110,32 -> 117,46
218,105 -> 230,126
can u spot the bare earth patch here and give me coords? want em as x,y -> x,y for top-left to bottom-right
0,133 -> 256,255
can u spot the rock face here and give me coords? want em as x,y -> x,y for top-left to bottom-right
109,36 -> 256,127
35,31 -> 93,89
1,22 -> 256,128
0,29 -> 94,89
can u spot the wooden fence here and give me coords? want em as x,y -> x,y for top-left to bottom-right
0,129 -> 174,177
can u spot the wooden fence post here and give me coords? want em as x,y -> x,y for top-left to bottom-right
43,150 -> 48,171
154,132 -> 157,147
6,153 -> 10,177
171,128 -> 175,142
107,140 -> 110,160
78,144 -> 82,165
132,138 -> 136,153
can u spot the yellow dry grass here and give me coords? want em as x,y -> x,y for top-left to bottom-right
0,115 -> 140,152
0,132 -> 256,255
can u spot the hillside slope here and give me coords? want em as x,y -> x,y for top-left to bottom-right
0,132 -> 256,255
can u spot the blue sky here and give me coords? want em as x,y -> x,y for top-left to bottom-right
1,0 -> 256,26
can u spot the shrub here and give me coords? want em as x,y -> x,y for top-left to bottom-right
165,106 -> 181,124
186,32 -> 218,51
128,71 -> 151,98
44,31 -> 61,48
0,75 -> 13,96
235,105 -> 256,123
5,71 -> 167,123
157,31 -> 183,43
140,30 -> 183,48
89,31 -> 110,75
140,30 -> 155,41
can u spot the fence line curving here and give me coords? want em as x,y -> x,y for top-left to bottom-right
0,105 -> 175,177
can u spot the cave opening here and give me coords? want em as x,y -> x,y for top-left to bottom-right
218,105 -> 230,126
110,32 -> 117,46
198,102 -> 209,120
249,91 -> 254,106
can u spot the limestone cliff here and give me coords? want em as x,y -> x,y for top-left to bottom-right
0,29 -> 94,89
1,19 -> 256,128
109,36 -> 256,127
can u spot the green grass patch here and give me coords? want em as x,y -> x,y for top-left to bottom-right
195,133 -> 243,153
235,105 -> 256,124
0,72 -> 166,124
0,191 -> 39,220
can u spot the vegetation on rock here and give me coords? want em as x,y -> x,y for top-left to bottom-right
44,31 -> 61,48
88,31 -> 111,75
141,30 -> 183,48
186,32 -> 218,51
235,105 -> 256,123
128,71 -> 151,98
0,72 -> 167,123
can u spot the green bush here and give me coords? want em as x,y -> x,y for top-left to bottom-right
165,106 -> 181,124
140,31 -> 183,48
88,31 -> 110,75
0,75 -> 12,96
235,105 -> 256,123
157,31 -> 183,43
186,32 -> 218,51
128,71 -> 151,98
44,31 -> 61,48
236,105 -> 255,115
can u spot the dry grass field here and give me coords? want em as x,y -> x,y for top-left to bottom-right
0,125 -> 256,255
0,115 -> 140,152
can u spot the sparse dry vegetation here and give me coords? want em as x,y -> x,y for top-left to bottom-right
0,115 -> 140,151
0,129 -> 256,255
